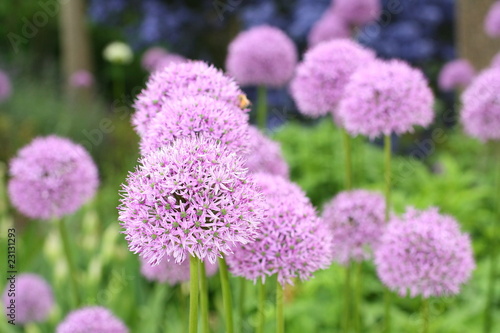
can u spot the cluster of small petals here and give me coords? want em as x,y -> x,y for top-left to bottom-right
244,126 -> 289,178
308,10 -> 351,48
337,59 -> 434,139
69,70 -> 94,88
0,70 -> 12,102
290,39 -> 375,118
322,190 -> 385,265
8,135 -> 99,220
139,95 -> 250,156
140,256 -> 218,285
152,54 -> 187,73
103,41 -> 133,64
56,307 -> 128,333
2,274 -> 54,324
332,0 -> 381,26
485,1 -> 500,37
132,61 -> 247,136
226,173 -> 331,286
375,207 -> 475,298
461,68 -> 500,142
141,47 -> 168,71
438,59 -> 475,91
226,25 -> 298,87
119,136 -> 263,265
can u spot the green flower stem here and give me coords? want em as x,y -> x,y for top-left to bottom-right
257,85 -> 267,130
484,143 -> 500,333
238,277 -> 247,332
353,262 -> 363,332
189,256 -> 199,333
112,64 -> 125,101
218,258 -> 234,333
199,260 -> 209,333
257,279 -> 266,333
56,217 -> 81,307
421,298 -> 429,333
383,134 -> 392,333
276,282 -> 284,333
342,128 -> 353,190
343,265 -> 352,333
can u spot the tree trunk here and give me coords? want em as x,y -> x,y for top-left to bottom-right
457,0 -> 500,70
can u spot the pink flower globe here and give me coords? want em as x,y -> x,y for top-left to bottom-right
8,135 -> 99,220
375,207 -> 475,298
140,256 -> 218,285
438,59 -> 475,91
132,61 -> 248,136
57,307 -> 128,333
69,70 -> 94,88
152,54 -> 186,72
308,10 -> 351,48
2,274 -> 54,324
119,136 -> 263,265
0,70 -> 12,103
485,1 -> 500,37
332,0 -> 381,26
226,173 -> 331,285
322,190 -> 386,265
141,46 -> 168,71
290,39 -> 375,118
461,67 -> 500,142
226,25 -> 298,87
139,95 -> 250,156
244,126 -> 289,178
337,59 -> 434,139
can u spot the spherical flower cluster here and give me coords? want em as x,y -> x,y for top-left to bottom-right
438,59 -> 475,91
2,274 -> 54,324
8,135 -> 99,220
375,207 -> 475,298
461,68 -> 500,142
56,307 -> 128,333
244,126 -> 289,178
141,47 -> 168,71
152,54 -> 186,72
308,10 -> 351,48
226,173 -> 331,285
69,70 -> 94,88
226,25 -> 298,87
0,70 -> 12,102
140,256 -> 218,285
337,59 -> 434,139
139,95 -> 250,156
103,41 -> 133,64
321,190 -> 386,265
290,39 -> 375,118
332,0 -> 381,26
132,61 -> 247,136
119,136 -> 263,265
484,1 -> 500,37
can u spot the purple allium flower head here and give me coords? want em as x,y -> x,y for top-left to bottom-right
152,54 -> 187,73
226,173 -> 331,285
56,306 -> 128,333
461,68 -> 500,142
140,256 -> 218,285
8,135 -> 99,220
308,10 -> 351,48
69,70 -> 94,88
139,95 -> 250,156
226,25 -> 298,87
322,190 -> 386,265
244,126 -> 289,178
119,136 -> 263,265
2,273 -> 54,324
290,39 -> 375,119
141,46 -> 168,71
0,70 -> 12,102
337,59 -> 434,139
375,207 -> 475,298
437,59 -> 475,91
132,61 -> 248,136
332,0 -> 381,26
485,1 -> 500,37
